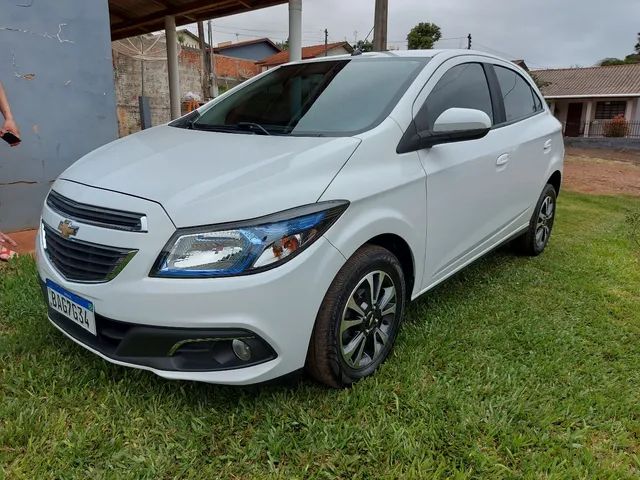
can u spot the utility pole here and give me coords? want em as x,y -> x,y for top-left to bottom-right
324,28 -> 328,56
197,21 -> 210,101
208,20 -> 219,97
467,33 -> 472,50
373,0 -> 388,51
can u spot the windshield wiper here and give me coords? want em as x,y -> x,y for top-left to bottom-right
235,122 -> 271,136
190,122 -> 272,136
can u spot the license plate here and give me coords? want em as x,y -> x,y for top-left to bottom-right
46,279 -> 96,335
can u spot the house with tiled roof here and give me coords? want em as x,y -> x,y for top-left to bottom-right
213,37 -> 281,62
533,63 -> 640,138
257,41 -> 354,70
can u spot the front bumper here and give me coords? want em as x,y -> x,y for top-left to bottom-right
42,285 -> 277,372
36,180 -> 347,385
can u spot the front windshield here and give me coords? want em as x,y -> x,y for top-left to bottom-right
183,57 -> 428,137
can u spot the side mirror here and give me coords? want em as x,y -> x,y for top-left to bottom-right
397,108 -> 492,153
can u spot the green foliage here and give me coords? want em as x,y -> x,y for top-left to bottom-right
2,193 -> 640,478
275,39 -> 289,51
603,114 -> 630,137
624,53 -> 640,63
599,57 -> 627,66
407,22 -> 442,50
598,33 -> 640,65
353,39 -> 374,53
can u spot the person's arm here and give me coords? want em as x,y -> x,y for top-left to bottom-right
0,230 -> 17,247
0,81 -> 20,137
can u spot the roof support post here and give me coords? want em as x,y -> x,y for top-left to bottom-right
165,15 -> 181,119
583,100 -> 593,137
624,99 -> 633,121
288,0 -> 302,62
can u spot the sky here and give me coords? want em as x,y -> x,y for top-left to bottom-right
187,0 -> 640,69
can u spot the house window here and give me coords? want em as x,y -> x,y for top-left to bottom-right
595,101 -> 627,120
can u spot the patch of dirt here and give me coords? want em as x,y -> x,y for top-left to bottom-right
566,147 -> 640,166
2,229 -> 36,255
564,147 -> 640,196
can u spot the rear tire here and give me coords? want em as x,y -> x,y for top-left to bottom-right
306,244 -> 406,388
515,183 -> 557,256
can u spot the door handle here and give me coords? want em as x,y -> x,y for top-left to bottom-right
544,139 -> 552,153
496,153 -> 510,166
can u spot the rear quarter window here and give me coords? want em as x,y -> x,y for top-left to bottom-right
494,65 -> 543,123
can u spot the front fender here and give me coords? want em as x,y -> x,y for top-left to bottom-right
318,119 -> 427,297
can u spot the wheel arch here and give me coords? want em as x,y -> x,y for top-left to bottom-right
548,170 -> 562,196
364,233 -> 415,300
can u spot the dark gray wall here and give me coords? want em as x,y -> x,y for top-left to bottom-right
0,0 -> 118,231
216,43 -> 279,61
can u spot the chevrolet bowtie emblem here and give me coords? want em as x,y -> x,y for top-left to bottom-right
57,219 -> 79,239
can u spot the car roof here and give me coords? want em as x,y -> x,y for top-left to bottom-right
279,49 -> 507,66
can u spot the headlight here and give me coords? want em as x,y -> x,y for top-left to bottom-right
151,201 -> 349,278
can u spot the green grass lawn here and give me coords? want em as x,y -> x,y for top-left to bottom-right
2,191 -> 640,479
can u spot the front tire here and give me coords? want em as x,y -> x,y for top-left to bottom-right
306,244 -> 406,388
515,183 -> 557,256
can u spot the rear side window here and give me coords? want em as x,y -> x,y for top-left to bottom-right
415,63 -> 494,132
494,66 -> 542,123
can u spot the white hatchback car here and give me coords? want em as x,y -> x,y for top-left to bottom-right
37,50 -> 563,388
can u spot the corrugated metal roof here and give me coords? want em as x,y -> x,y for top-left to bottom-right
533,63 -> 640,98
109,0 -> 287,41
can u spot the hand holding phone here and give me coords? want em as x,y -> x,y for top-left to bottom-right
1,131 -> 21,146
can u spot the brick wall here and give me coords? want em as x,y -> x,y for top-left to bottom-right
113,44 -> 261,137
113,46 -> 203,137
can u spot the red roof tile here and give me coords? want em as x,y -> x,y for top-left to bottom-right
258,42 -> 353,66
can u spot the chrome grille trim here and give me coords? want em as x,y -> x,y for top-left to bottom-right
46,190 -> 147,232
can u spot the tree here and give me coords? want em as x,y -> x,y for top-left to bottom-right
624,53 -> 640,63
353,39 -> 373,53
596,33 -> 640,66
276,39 -> 289,51
599,57 -> 627,66
407,22 -> 442,50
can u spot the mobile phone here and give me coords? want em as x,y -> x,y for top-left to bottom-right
1,132 -> 21,146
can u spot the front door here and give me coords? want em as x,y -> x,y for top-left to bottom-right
411,60 -> 511,288
565,102 -> 583,137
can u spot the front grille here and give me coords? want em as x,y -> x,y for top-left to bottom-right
46,190 -> 147,232
43,223 -> 137,283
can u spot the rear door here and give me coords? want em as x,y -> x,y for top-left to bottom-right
488,63 -> 553,223
413,58 -> 517,287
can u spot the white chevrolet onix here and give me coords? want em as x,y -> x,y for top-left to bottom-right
37,50 -> 563,388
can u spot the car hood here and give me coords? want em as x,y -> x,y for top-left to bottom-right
61,125 -> 360,227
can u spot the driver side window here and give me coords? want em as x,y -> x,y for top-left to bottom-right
415,63 -> 494,132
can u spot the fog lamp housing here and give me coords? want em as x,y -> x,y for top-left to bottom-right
232,339 -> 252,361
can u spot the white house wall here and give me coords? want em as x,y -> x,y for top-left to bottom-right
551,97 -> 640,125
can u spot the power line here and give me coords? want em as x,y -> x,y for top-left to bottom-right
473,41 -> 546,68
